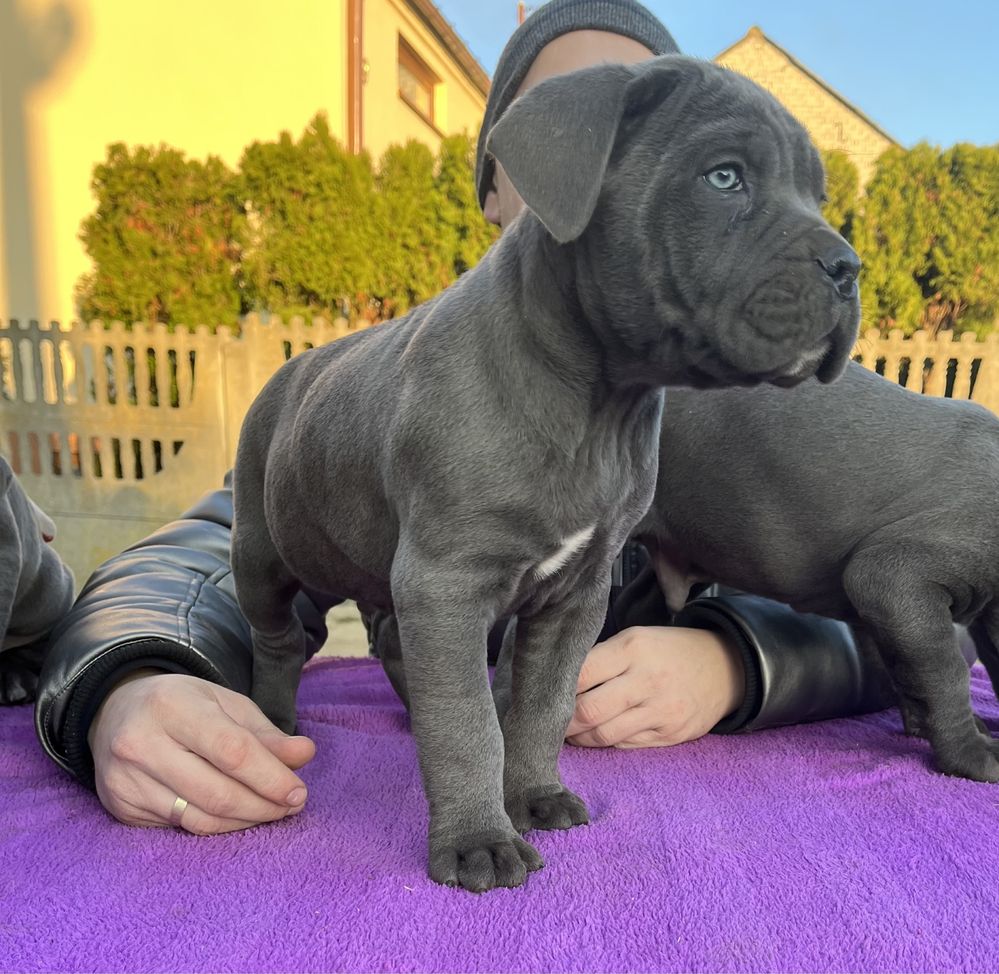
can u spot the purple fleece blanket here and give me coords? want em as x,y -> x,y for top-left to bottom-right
4,658 -> 999,973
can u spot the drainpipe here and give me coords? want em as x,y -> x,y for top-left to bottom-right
347,0 -> 364,153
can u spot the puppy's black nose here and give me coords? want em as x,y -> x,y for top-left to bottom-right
817,244 -> 861,299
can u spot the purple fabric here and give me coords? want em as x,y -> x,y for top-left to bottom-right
4,658 -> 999,973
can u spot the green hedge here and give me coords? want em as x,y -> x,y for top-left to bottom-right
78,118 -> 998,337
76,113 -> 497,328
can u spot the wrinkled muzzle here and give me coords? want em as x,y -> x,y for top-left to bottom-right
712,226 -> 862,388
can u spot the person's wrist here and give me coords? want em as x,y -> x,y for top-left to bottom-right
671,596 -> 761,729
711,631 -> 746,719
87,667 -> 167,750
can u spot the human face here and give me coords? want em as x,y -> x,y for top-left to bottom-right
482,29 -> 656,231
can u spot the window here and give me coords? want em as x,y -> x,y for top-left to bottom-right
398,36 -> 438,125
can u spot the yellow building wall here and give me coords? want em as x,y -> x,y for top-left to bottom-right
361,0 -> 486,164
0,0 -> 348,325
716,34 -> 893,187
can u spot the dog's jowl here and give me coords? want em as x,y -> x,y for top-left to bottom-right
231,54 -> 860,892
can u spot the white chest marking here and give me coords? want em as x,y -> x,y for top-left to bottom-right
533,524 -> 596,579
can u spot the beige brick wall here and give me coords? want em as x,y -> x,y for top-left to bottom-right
716,30 -> 894,186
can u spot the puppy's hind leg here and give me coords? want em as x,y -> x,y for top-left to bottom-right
364,606 -> 410,712
844,547 -> 999,782
860,621 -> 988,739
969,606 -> 999,732
232,506 -> 306,736
491,617 -> 516,727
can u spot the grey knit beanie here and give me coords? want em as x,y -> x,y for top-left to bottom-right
475,0 -> 680,208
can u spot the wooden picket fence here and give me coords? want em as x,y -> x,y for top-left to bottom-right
0,314 -> 360,582
852,326 -> 999,414
1,315 -> 997,585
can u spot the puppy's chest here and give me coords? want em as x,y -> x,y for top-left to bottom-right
518,466 -> 655,609
515,524 -> 608,612
533,524 -> 601,581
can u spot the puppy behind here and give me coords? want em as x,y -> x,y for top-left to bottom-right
640,363 -> 999,782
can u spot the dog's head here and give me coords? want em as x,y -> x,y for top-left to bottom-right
485,54 -> 860,387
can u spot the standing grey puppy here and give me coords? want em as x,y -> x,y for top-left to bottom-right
231,56 -> 860,891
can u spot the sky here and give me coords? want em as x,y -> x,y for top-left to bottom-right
433,0 -> 998,148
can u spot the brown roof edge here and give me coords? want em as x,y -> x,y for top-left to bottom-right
404,0 -> 491,97
715,25 -> 900,147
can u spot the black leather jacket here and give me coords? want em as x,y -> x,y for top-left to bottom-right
34,477 -> 892,786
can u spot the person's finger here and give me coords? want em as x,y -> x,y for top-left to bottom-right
97,757 -> 306,833
256,732 -> 317,771
566,705 -> 657,748
149,779 -> 300,835
575,636 -> 632,693
144,744 -> 306,827
211,683 -> 295,737
95,772 -> 170,829
209,685 -> 317,770
167,700 -> 310,808
565,677 -> 647,737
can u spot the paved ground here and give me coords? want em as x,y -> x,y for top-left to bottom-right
318,601 -> 370,657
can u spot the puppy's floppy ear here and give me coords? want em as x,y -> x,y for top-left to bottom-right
485,62 -> 635,244
620,55 -> 693,122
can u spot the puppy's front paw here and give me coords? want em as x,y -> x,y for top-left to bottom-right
429,830 -> 543,892
506,786 -> 589,834
935,735 -> 999,782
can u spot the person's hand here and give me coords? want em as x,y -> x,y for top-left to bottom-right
88,670 -> 316,834
565,626 -> 745,748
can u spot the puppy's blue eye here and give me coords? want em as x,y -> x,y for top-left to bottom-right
704,166 -> 743,191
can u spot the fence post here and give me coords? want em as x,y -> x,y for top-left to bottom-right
221,313 -> 287,467
924,330 -> 951,398
973,333 -> 999,414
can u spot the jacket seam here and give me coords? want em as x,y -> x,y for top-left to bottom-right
177,574 -> 202,645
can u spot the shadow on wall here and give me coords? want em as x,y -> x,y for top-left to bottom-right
0,0 -> 84,321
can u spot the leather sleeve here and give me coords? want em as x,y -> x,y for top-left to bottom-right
34,474 -> 336,785
606,562 -> 895,733
673,592 -> 894,733
0,457 -> 75,704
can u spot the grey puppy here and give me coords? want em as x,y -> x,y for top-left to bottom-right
637,362 -> 999,782
231,55 -> 860,892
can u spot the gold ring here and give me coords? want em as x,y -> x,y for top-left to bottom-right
169,796 -> 189,828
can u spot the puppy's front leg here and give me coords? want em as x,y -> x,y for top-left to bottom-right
394,572 -> 543,893
500,576 -> 611,834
